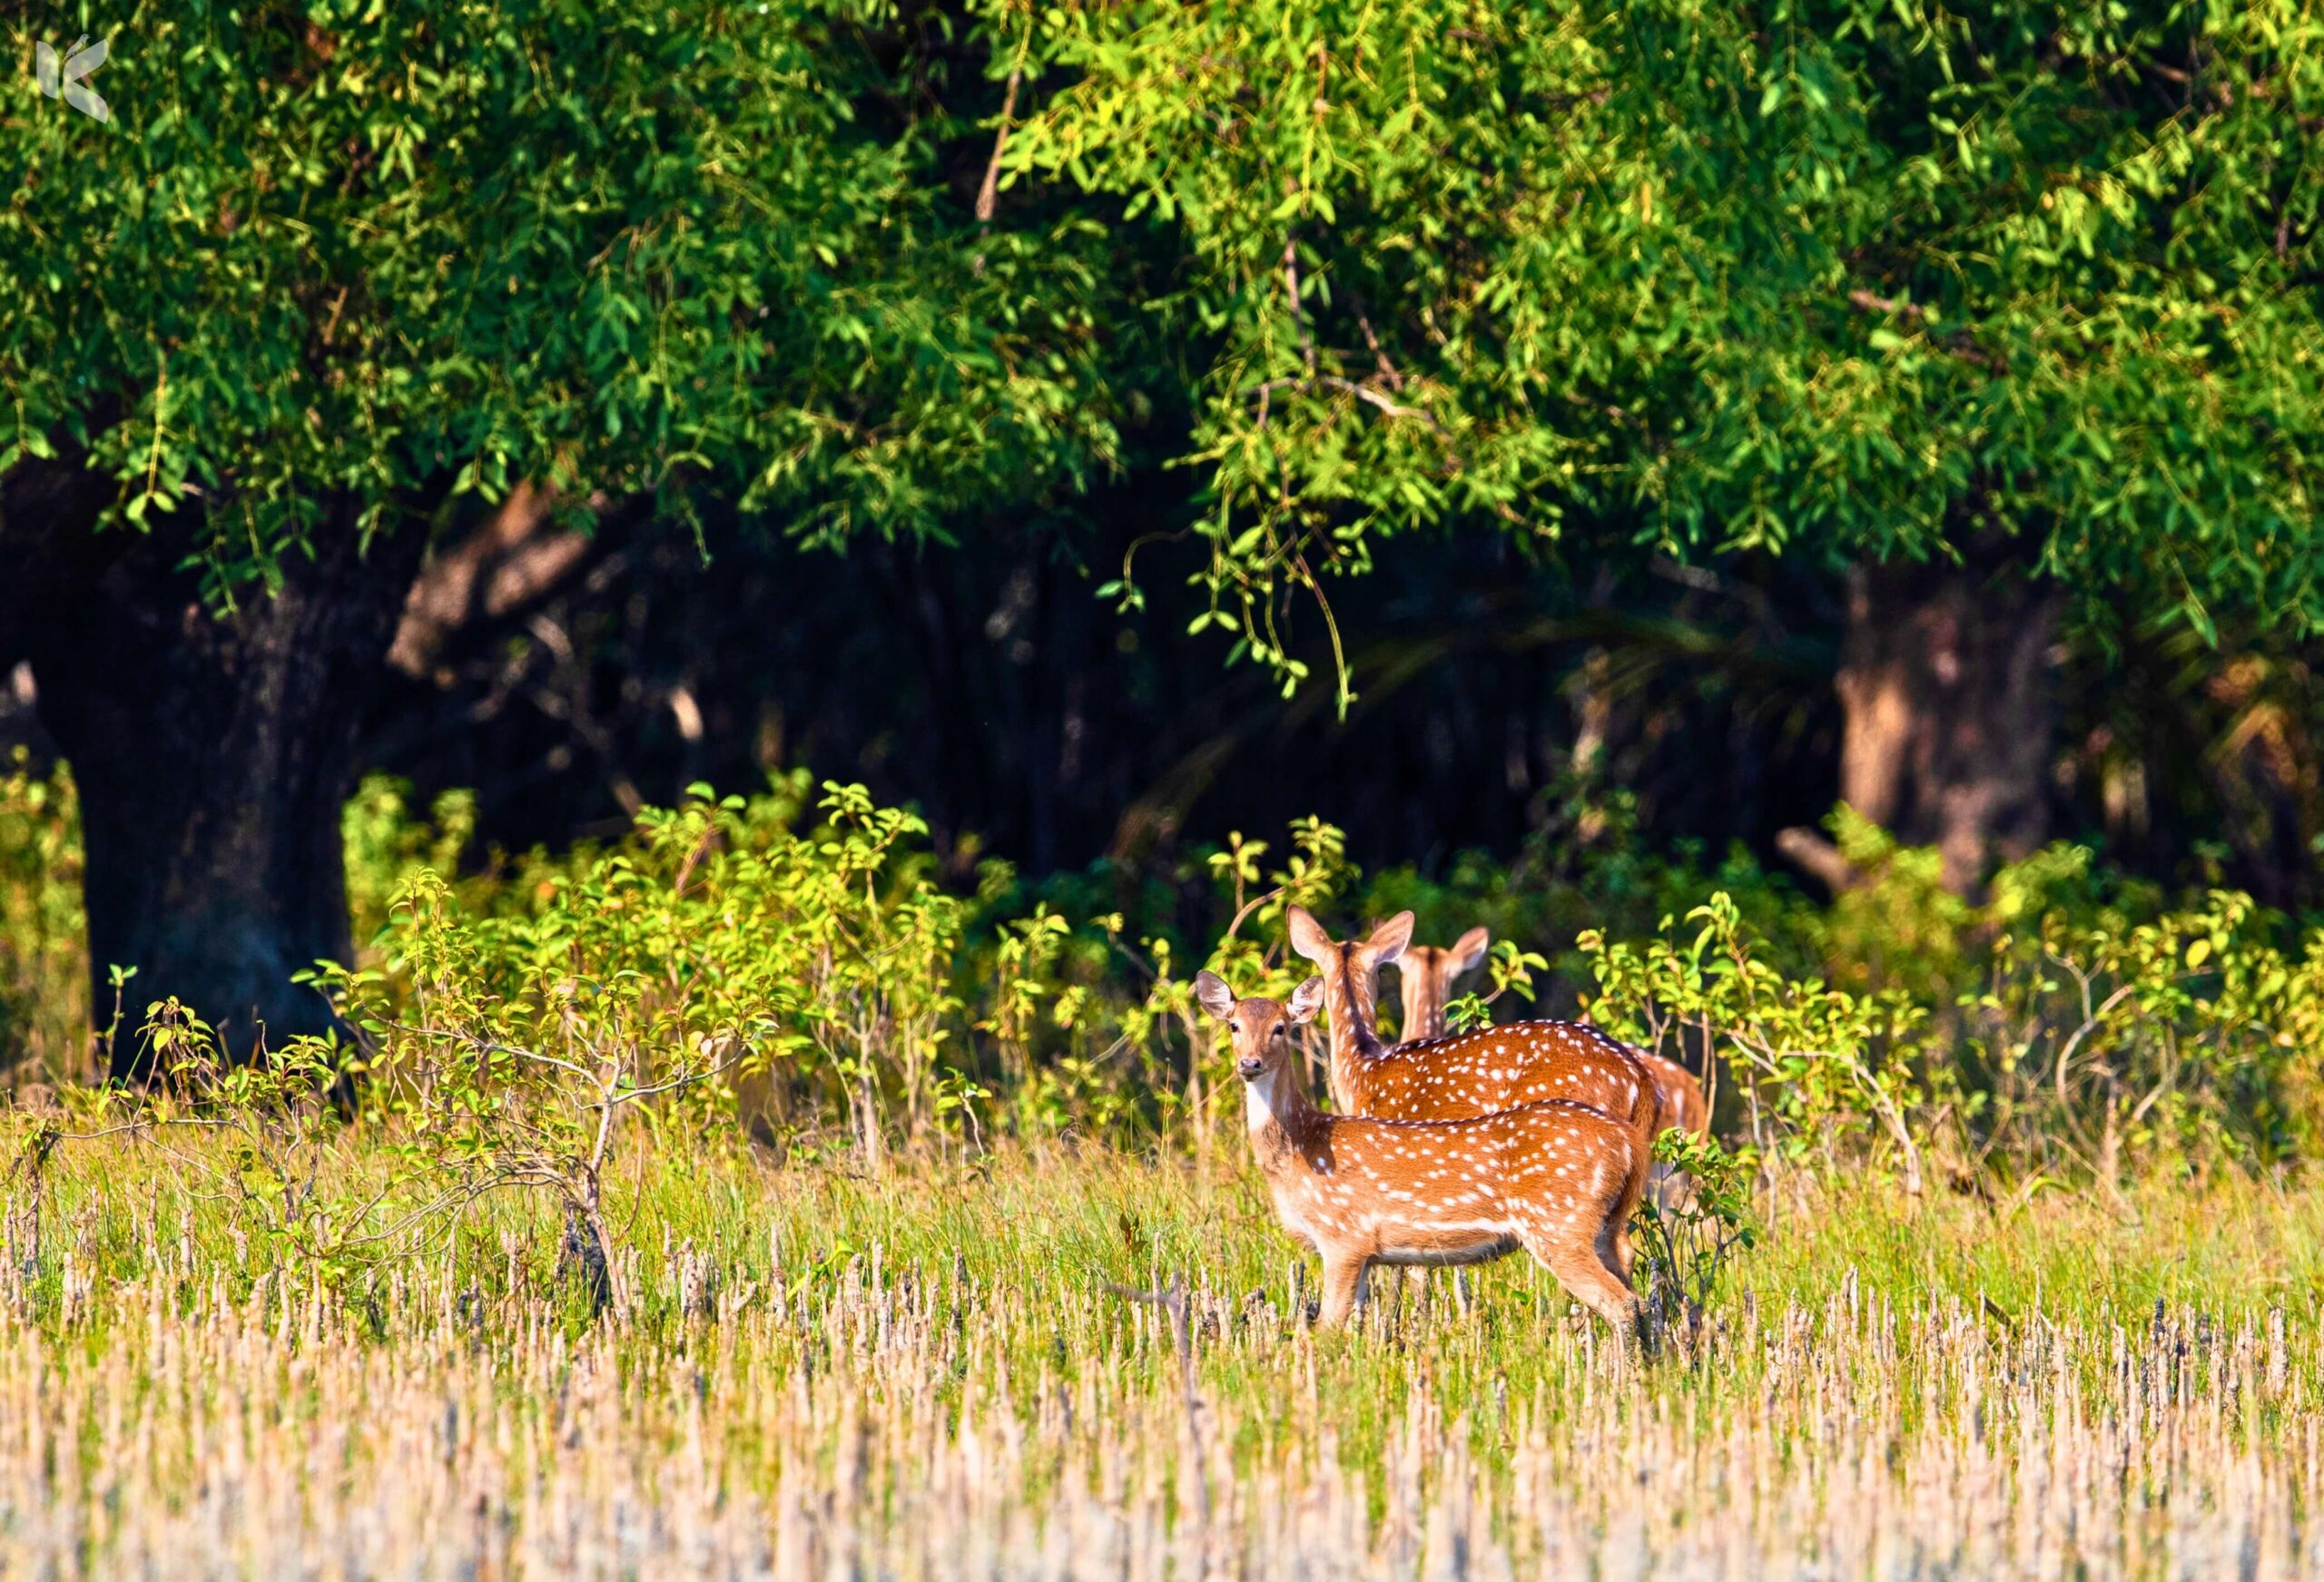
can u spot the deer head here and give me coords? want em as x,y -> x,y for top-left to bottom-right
1396,925 -> 1491,1041
1285,906 -> 1410,1084
1195,969 -> 1325,1116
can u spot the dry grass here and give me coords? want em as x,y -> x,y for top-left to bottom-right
3,1131 -> 2323,1578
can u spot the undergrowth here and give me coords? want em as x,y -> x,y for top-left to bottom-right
6,760 -> 2324,1573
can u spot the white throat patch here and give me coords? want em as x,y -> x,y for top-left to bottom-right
1243,1066 -> 1283,1130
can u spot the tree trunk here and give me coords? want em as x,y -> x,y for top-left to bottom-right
28,500 -> 427,1075
0,454 -> 121,655
0,457 -> 119,770
1834,558 -> 2058,896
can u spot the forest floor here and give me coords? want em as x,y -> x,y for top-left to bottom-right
4,1128 -> 2322,1579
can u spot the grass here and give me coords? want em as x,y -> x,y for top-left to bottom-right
4,1124 -> 2323,1577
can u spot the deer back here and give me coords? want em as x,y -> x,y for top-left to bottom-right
1355,1019 -> 1660,1135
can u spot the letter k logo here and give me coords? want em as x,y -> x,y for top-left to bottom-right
35,35 -> 110,123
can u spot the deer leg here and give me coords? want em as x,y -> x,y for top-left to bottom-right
1316,1253 -> 1370,1327
1601,1133 -> 1651,1286
1597,1214 -> 1630,1289
1534,1239 -> 1646,1355
1611,1212 -> 1639,1286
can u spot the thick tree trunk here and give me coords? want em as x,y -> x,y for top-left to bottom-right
0,457 -> 118,768
1834,558 -> 2058,896
28,500 -> 427,1075
0,457 -> 119,651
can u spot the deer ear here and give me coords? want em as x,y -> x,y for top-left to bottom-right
1365,910 -> 1413,966
1286,976 -> 1327,1024
1452,927 -> 1491,976
1285,906 -> 1332,965
1193,970 -> 1237,1021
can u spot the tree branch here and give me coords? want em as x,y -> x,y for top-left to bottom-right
974,69 -> 1023,225
1775,827 -> 1866,894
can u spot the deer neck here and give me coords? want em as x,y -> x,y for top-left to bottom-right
1245,1059 -> 1324,1162
1322,950 -> 1391,1094
1398,960 -> 1445,1042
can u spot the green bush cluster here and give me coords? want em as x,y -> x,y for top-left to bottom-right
5,761 -> 2323,1206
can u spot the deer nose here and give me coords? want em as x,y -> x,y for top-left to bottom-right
1237,1056 -> 1265,1080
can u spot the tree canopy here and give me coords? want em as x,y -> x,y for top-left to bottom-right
5,1 -> 2324,1047
2,2 -> 1125,578
1004,0 -> 2324,654
11,3 -> 2319,639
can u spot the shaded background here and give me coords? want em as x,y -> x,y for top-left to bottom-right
10,480 -> 2306,909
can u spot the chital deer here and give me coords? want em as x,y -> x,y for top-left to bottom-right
1630,1048 -> 1715,1210
1378,920 -> 1487,1305
1636,1052 -> 1709,1140
1285,906 -> 1660,1274
1286,908 -> 1659,1129
1400,923 -> 1711,1154
1393,926 -> 1491,1041
1391,919 -> 1714,1206
1196,971 -> 1646,1343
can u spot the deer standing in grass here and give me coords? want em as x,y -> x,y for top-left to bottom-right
1390,919 -> 1713,1204
1286,907 -> 1660,1275
1196,971 -> 1647,1343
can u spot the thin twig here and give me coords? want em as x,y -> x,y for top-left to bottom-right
1281,233 -> 1315,377
1846,288 -> 1926,319
974,69 -> 1023,225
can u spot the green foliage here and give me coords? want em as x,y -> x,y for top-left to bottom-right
9,0 -> 2319,712
1006,0 -> 2324,682
15,757 -> 2324,1199
342,776 -> 475,948
14,996 -> 383,1294
1957,879 -> 2324,1182
1634,1128 -> 1758,1348
0,752 -> 84,1077
1583,893 -> 1932,1188
1,3 -> 1126,578
326,778 -> 970,1181
1443,993 -> 1492,1036
1579,832 -> 2324,1193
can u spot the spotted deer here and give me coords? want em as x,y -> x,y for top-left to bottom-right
1285,906 -> 1660,1273
1393,925 -> 1491,1042
1378,919 -> 1489,1304
1391,919 -> 1714,1206
1196,972 -> 1646,1343
1636,1052 -> 1709,1141
1629,1048 -> 1716,1209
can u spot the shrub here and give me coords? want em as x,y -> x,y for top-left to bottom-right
6,762 -> 2324,1197
0,752 -> 84,1080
